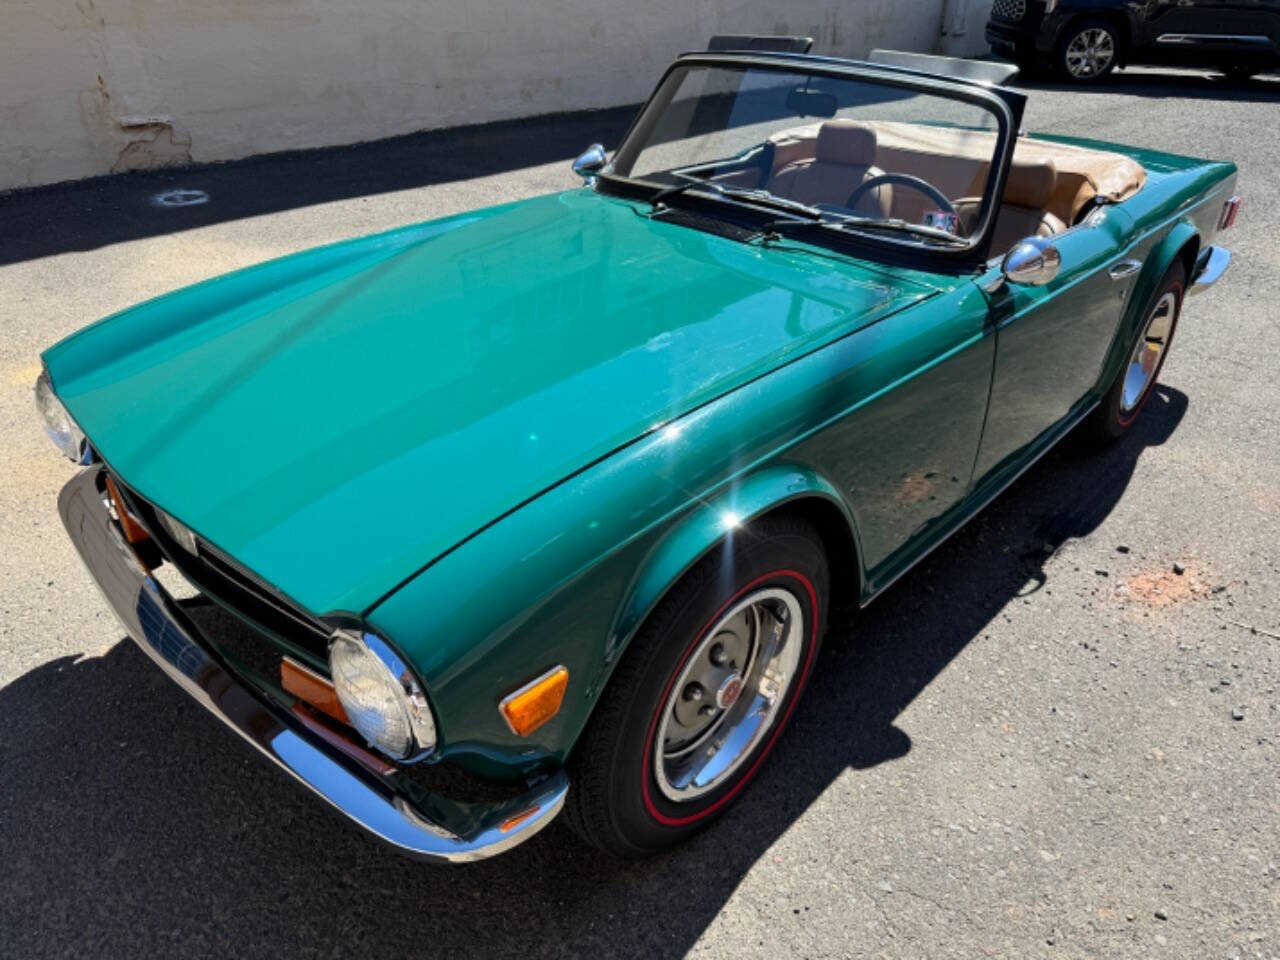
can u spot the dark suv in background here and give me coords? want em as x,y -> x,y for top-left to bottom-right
987,0 -> 1280,83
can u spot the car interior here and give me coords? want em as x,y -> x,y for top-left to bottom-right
698,118 -> 1148,257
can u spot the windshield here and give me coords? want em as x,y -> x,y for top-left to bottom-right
606,61 -> 1007,251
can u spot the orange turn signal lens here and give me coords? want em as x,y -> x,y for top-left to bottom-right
498,806 -> 541,833
104,475 -> 150,545
281,656 -> 350,725
498,665 -> 568,737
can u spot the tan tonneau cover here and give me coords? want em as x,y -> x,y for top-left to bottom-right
769,120 -> 1146,224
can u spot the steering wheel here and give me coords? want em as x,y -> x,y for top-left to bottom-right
845,173 -> 958,229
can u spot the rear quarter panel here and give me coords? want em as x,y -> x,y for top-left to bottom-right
1041,136 -> 1237,395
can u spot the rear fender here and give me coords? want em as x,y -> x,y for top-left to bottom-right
1094,219 -> 1198,394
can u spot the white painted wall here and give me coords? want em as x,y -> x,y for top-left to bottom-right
0,0 -> 990,192
939,0 -> 998,57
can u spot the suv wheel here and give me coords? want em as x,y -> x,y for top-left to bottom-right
1057,19 -> 1120,83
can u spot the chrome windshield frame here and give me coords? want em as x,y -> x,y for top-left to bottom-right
597,51 -> 1023,268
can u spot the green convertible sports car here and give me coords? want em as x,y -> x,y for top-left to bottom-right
37,47 -> 1237,861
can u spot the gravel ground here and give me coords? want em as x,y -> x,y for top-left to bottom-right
1,66 -> 1277,960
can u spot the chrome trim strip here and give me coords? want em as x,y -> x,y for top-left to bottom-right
1189,245 -> 1231,296
58,468 -> 567,863
1156,33 -> 1270,44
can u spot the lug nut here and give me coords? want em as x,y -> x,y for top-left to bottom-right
683,682 -> 705,702
698,704 -> 716,717
709,643 -> 728,666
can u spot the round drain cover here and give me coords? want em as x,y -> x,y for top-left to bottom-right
151,189 -> 210,208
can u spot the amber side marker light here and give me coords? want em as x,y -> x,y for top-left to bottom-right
281,656 -> 350,725
104,475 -> 150,545
498,665 -> 569,737
499,806 -> 542,833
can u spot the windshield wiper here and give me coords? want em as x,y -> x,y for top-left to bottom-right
649,178 -> 729,207
649,179 -> 964,247
649,179 -> 822,220
715,187 -> 821,219
761,213 -> 968,247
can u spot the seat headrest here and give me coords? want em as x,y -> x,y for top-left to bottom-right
815,120 -> 877,166
1003,158 -> 1058,208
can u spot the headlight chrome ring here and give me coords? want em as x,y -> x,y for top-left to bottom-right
34,369 -> 90,464
328,629 -> 437,762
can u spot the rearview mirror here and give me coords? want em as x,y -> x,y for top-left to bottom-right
572,143 -> 607,182
784,88 -> 837,118
1002,236 -> 1061,287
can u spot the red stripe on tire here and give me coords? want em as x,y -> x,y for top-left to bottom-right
641,568 -> 820,827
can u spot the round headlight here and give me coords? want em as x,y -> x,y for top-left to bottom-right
34,370 -> 87,462
328,630 -> 437,761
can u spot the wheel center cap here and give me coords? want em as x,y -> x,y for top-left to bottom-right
716,674 -> 744,710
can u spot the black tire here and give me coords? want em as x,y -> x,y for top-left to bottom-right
1014,51 -> 1052,79
1056,18 -> 1121,84
1087,259 -> 1185,444
1220,66 -> 1259,83
563,514 -> 829,857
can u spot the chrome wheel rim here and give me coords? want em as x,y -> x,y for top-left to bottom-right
1121,290 -> 1177,413
1065,28 -> 1115,77
653,587 -> 804,802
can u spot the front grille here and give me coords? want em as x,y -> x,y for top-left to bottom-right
991,0 -> 1026,21
114,478 -> 332,668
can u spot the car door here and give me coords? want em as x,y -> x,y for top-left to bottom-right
970,206 -> 1139,482
797,279 -> 998,597
1138,0 -> 1280,65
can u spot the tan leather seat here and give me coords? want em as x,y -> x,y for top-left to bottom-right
956,158 -> 1066,255
766,120 -> 892,217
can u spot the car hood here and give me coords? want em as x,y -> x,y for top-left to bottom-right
45,190 -> 939,615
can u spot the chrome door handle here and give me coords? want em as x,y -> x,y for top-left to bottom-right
1108,259 -> 1143,280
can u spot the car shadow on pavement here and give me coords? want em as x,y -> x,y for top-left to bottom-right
0,104 -> 640,269
1012,69 -> 1280,103
0,387 -> 1186,959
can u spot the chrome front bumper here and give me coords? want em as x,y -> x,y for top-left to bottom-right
58,467 -> 567,863
1189,245 -> 1231,296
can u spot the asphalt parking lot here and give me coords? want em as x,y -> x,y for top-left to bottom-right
1,66 -> 1277,959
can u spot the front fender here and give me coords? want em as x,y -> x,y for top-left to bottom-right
367,458 -> 861,782
608,463 -> 860,660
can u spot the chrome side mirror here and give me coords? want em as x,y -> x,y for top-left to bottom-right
1001,236 -> 1061,287
572,143 -> 607,182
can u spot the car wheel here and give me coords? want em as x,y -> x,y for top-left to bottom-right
1057,19 -> 1121,83
1087,260 -> 1185,444
563,514 -> 829,857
